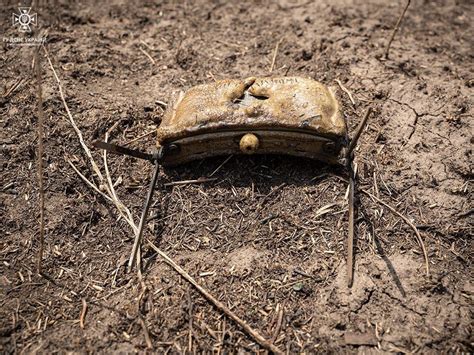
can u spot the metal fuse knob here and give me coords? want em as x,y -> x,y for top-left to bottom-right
239,133 -> 259,154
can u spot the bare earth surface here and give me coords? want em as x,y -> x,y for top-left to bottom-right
1,0 -> 473,353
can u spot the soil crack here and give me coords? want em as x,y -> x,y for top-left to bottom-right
388,98 -> 445,141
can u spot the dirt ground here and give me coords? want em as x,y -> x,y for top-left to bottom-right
1,0 -> 472,353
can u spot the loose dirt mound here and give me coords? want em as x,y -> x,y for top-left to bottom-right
1,0 -> 472,353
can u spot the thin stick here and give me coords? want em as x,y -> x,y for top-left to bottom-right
346,108 -> 372,286
271,305 -> 284,343
66,159 -> 112,202
139,317 -> 153,349
164,177 -> 217,187
335,79 -> 355,105
208,71 -> 217,82
68,156 -> 137,234
128,161 -> 160,271
124,130 -> 155,145
140,40 -> 155,51
2,77 -> 25,99
43,45 -> 104,182
139,47 -> 156,65
79,299 -> 87,329
103,132 -> 138,234
187,288 -> 193,352
209,155 -> 233,177
44,46 -> 139,236
269,38 -> 283,73
35,49 -> 45,274
347,162 -> 355,287
384,0 -> 411,59
104,134 -> 120,203
347,107 -> 373,156
361,189 -> 430,276
147,240 -> 283,355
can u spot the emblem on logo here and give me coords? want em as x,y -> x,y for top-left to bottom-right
12,7 -> 37,33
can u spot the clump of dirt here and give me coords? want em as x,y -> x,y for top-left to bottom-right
1,0 -> 472,353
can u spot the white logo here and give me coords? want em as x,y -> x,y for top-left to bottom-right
12,7 -> 37,32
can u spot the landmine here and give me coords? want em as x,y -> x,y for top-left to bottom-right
157,77 -> 347,165
94,76 -> 357,282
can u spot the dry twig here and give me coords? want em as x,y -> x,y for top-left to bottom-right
65,159 -> 112,202
361,189 -> 430,276
139,47 -> 156,65
44,45 -> 138,235
187,288 -> 193,352
103,131 -> 137,233
335,79 -> 355,105
347,107 -> 373,156
269,38 -> 283,73
124,130 -> 155,145
139,317 -> 153,349
208,71 -> 217,82
164,177 -> 217,187
209,155 -> 233,177
147,240 -> 283,355
43,46 -> 103,180
2,77 -> 25,99
128,162 -> 160,271
271,305 -> 284,343
347,163 -> 356,287
346,108 -> 372,286
384,0 -> 411,59
79,299 -> 87,329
